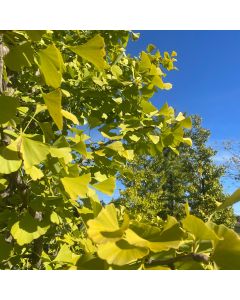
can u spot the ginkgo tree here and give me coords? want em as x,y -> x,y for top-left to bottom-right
0,30 -> 240,270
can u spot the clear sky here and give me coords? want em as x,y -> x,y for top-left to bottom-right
100,31 -> 240,213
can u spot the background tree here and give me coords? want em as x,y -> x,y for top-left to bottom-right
117,115 -> 236,228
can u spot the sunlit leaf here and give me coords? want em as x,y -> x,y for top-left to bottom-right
61,173 -> 91,200
69,34 -> 107,70
87,204 -> 129,244
20,135 -> 50,170
38,44 -> 65,88
92,176 -> 116,196
43,89 -> 63,130
216,188 -> 240,210
97,240 -> 148,266
11,213 -> 50,246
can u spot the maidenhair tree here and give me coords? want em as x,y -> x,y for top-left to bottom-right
0,30 -> 239,270
117,115 -> 236,228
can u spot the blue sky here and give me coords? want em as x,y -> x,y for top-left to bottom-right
100,31 -> 240,213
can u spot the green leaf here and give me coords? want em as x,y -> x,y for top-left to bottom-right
211,223 -> 240,270
0,178 -> 8,191
87,204 -> 129,244
38,44 -> 65,88
180,116 -> 192,129
0,96 -> 19,124
4,42 -> 34,71
0,235 -> 11,262
69,34 -> 107,70
141,100 -> 157,114
182,215 -> 219,242
97,240 -> 148,266
11,213 -> 50,246
61,173 -> 91,200
125,217 -> 184,252
25,30 -> 46,41
0,144 -> 22,174
43,89 -> 63,130
92,176 -> 116,196
216,188 -> 240,210
20,135 -> 50,170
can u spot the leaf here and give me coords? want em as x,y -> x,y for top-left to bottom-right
97,240 -> 148,266
125,217 -> 184,252
0,96 -> 19,124
141,100 -> 157,114
87,204 -> 129,244
20,135 -> 50,170
61,109 -> 79,125
0,235 -> 11,262
148,134 -> 160,144
0,178 -> 8,191
92,176 -> 116,196
50,211 -> 61,225
69,34 -> 107,70
54,244 -> 80,264
49,147 -> 72,164
182,215 -> 219,242
180,116 -> 192,129
4,42 -> 34,71
25,166 -> 44,181
0,144 -> 22,174
211,223 -> 240,270
11,213 -> 50,246
182,137 -> 192,146
38,44 -> 65,88
25,30 -> 46,41
61,173 -> 91,200
43,89 -> 63,130
73,141 -> 87,157
216,188 -> 240,210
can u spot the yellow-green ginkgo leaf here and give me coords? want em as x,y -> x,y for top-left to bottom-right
182,214 -> 219,242
25,165 -> 44,181
87,204 -> 129,244
0,96 -> 19,124
20,135 -> 50,170
125,217 -> 184,252
53,244 -> 80,265
92,176 -> 116,196
61,109 -> 79,125
97,240 -> 148,266
0,144 -> 22,174
38,44 -> 65,88
49,147 -> 72,164
43,89 -> 63,130
216,188 -> 240,211
211,223 -> 240,269
61,173 -> 91,200
69,34 -> 107,70
11,213 -> 50,246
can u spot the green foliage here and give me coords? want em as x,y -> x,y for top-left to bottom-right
0,30 -> 239,270
117,115 -> 236,228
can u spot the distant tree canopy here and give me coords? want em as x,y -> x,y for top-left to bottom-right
116,115 -> 236,228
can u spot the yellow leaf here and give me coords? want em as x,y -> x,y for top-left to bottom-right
43,89 -> 63,130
